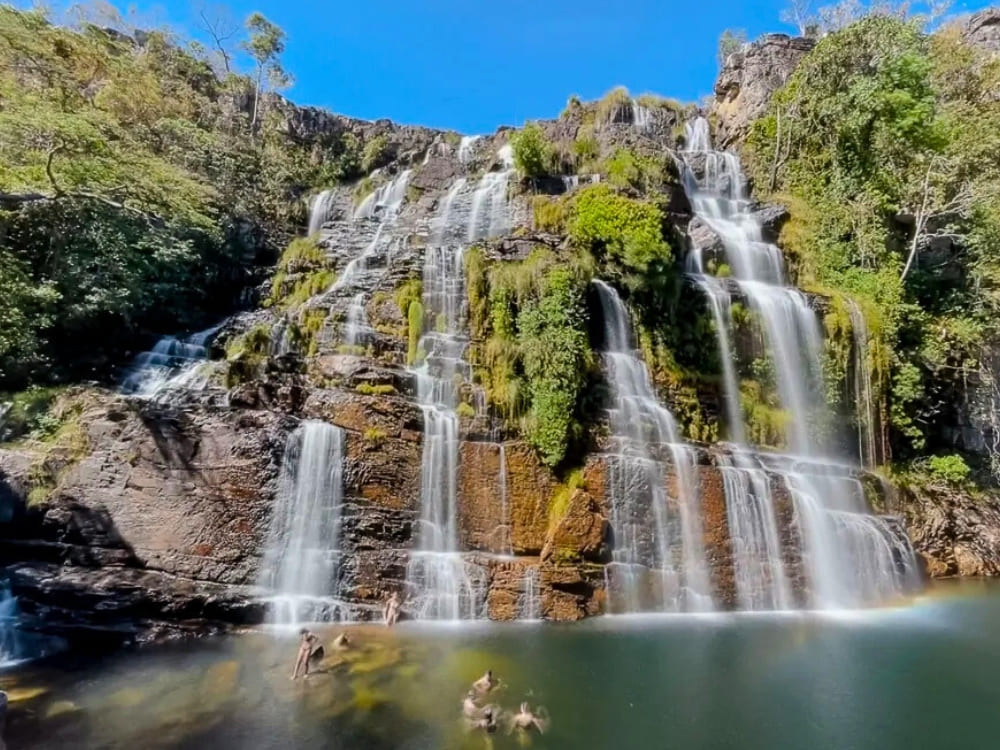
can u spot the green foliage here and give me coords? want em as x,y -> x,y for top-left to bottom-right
717,28 -> 747,68
0,385 -> 65,442
0,6 -> 376,389
356,383 -> 396,396
926,454 -> 971,484
532,196 -> 567,233
509,123 -> 552,179
602,148 -> 665,194
573,134 -> 600,166
362,134 -> 390,173
595,86 -> 631,125
547,468 -> 587,532
466,249 -> 594,467
745,15 -> 1000,465
567,185 -> 672,278
363,427 -> 387,446
456,402 -> 476,419
407,300 -> 424,366
225,324 -> 270,386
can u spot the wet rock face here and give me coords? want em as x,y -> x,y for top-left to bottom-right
713,34 -> 814,150
0,393 -> 291,643
903,486 -> 1000,577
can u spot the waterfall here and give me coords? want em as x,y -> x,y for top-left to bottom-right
468,170 -> 512,242
309,189 -> 336,236
0,583 -> 21,666
405,170 -> 512,620
680,117 -> 919,609
521,567 -> 541,620
631,99 -> 653,133
120,325 -> 219,399
718,453 -> 792,610
457,135 -> 480,165
344,292 -> 370,348
496,444 -> 512,556
353,169 -> 412,221
259,421 -> 349,625
594,280 -> 714,613
846,299 -> 880,469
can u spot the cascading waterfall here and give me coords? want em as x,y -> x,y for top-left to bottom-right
521,567 -> 541,620
594,280 -> 714,613
495,444 -> 512,556
405,153 -> 513,619
631,99 -> 653,133
846,299 -> 880,469
681,117 -> 919,608
308,189 -> 336,236
457,135 -> 480,165
353,169 -> 412,221
120,325 -> 219,399
259,420 -> 349,625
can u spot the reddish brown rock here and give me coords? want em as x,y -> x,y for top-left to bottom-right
541,489 -> 609,564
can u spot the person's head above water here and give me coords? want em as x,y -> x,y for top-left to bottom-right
299,628 -> 309,636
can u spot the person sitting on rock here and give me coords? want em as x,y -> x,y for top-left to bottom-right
383,591 -> 401,627
510,701 -> 548,734
291,628 -> 321,679
472,669 -> 497,695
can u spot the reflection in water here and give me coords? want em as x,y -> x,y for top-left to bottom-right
5,582 -> 1000,749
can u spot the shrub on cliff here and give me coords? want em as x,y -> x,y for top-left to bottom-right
510,123 -> 552,179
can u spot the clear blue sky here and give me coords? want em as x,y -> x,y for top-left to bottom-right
24,0 -> 998,133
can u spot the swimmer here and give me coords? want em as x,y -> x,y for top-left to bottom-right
462,690 -> 482,719
472,706 -> 498,734
511,701 -> 548,734
383,591 -> 401,627
332,632 -> 351,650
291,628 -> 320,679
472,669 -> 497,695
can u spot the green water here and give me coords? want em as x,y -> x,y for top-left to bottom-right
4,582 -> 1000,749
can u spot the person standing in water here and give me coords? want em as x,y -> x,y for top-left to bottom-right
383,591 -> 401,627
291,628 -> 321,679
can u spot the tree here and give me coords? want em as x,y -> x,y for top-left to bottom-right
717,28 -> 746,68
780,0 -> 818,36
196,3 -> 238,74
241,12 -> 287,132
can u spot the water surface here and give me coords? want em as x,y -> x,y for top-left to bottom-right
4,581 -> 1000,749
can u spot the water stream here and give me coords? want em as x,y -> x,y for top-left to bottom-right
594,280 -> 714,613
259,420 -> 349,625
680,117 -> 919,608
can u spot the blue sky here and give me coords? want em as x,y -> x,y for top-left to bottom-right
22,0 -> 998,133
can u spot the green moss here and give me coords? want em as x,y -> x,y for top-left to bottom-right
225,324 -> 271,387
456,402 -> 476,419
394,279 -> 422,317
407,300 -> 424,366
547,468 -> 586,532
363,427 -> 387,446
355,383 -> 397,396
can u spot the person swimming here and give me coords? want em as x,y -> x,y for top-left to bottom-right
472,669 -> 497,695
291,628 -> 321,679
462,690 -> 483,719
471,706 -> 498,734
510,701 -> 548,734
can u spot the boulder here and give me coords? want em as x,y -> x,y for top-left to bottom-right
713,34 -> 814,150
